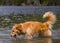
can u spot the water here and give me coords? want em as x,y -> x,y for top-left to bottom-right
0,28 -> 60,43
0,6 -> 60,15
0,7 -> 60,43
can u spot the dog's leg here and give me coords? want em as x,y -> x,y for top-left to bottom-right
43,30 -> 52,37
25,28 -> 33,39
25,33 -> 33,39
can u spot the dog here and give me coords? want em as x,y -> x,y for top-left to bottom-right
11,11 -> 56,39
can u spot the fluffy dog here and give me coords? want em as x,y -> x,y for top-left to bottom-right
11,11 -> 56,39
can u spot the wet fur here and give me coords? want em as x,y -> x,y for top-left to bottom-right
11,11 -> 56,39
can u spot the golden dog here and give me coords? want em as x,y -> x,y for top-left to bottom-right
11,11 -> 56,39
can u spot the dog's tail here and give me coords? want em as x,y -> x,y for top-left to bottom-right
43,11 -> 56,25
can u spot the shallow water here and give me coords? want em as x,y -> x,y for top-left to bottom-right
0,28 -> 60,43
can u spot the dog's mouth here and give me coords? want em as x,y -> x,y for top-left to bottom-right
11,35 -> 16,38
11,33 -> 17,38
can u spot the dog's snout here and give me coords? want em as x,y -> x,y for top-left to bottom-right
14,34 -> 16,37
11,34 -> 16,38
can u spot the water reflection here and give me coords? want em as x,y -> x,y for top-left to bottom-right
0,28 -> 60,43
11,38 -> 52,43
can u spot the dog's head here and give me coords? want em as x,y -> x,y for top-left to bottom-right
11,24 -> 23,37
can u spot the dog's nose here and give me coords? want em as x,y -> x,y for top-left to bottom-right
11,34 -> 16,37
14,34 -> 16,37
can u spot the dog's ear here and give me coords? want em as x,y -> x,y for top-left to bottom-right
16,24 -> 22,30
16,24 -> 24,34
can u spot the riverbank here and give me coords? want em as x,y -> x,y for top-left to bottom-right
0,14 -> 60,29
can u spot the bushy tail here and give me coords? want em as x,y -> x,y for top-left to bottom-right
43,11 -> 56,25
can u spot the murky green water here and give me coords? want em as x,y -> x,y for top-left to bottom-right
0,14 -> 60,43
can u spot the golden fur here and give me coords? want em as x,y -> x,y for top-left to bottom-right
11,11 -> 56,39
